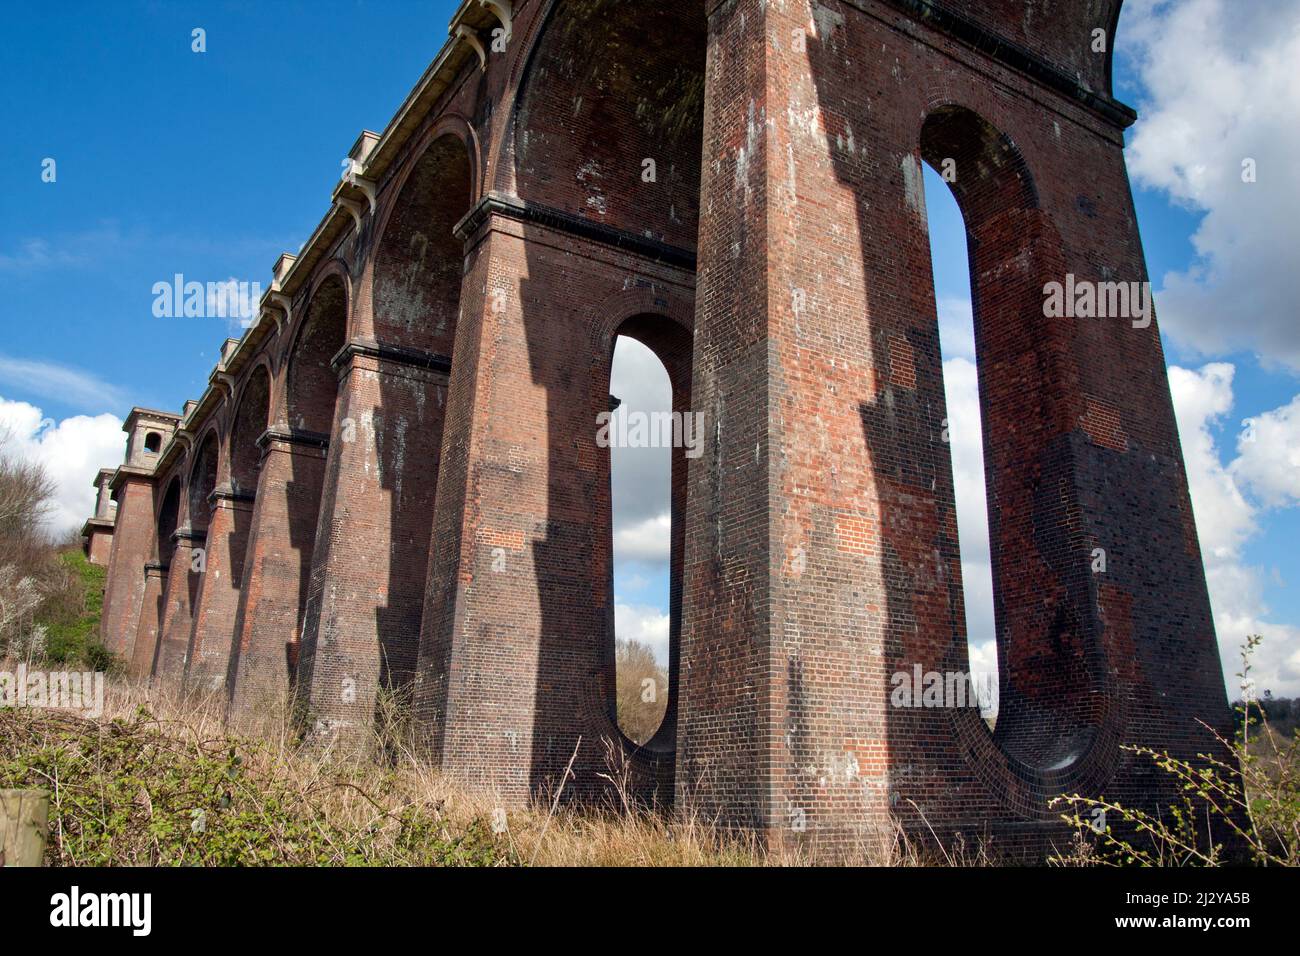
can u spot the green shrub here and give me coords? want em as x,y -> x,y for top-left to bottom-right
0,706 -> 515,867
1051,635 -> 1299,867
36,550 -> 114,671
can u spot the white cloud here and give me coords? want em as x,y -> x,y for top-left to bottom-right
966,637 -> 999,719
610,335 -> 674,604
609,336 -> 674,536
0,397 -> 124,537
0,238 -> 83,273
0,354 -> 128,412
609,340 -> 677,668
1168,364 -> 1257,562
1167,364 -> 1300,698
623,572 -> 650,591
0,224 -> 131,274
613,512 -> 670,565
937,296 -> 976,363
943,356 -> 997,702
1119,0 -> 1300,368
1231,394 -> 1300,508
614,602 -> 670,666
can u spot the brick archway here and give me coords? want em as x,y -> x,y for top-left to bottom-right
128,475 -> 181,678
229,275 -> 349,716
912,102 -> 1124,812
186,367 -> 270,693
87,0 -> 1235,857
598,313 -> 694,798
297,131 -> 474,741
414,0 -> 706,803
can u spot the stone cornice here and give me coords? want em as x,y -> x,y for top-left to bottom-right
455,192 -> 698,271
108,465 -> 155,494
274,2 -> 496,303
331,338 -> 454,376
210,488 -> 256,505
258,427 -> 331,451
122,407 -> 182,434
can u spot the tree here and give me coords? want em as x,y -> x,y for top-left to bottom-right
0,430 -> 58,657
614,638 -> 668,746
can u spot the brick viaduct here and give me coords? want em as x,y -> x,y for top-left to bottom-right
89,0 -> 1233,853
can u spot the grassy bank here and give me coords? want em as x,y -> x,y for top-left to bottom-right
0,680 -> 806,866
3,551 -> 1293,867
37,549 -> 113,670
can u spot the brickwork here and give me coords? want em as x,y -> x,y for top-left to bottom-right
294,133 -> 470,741
127,477 -> 180,678
185,492 -> 255,693
99,473 -> 155,662
100,409 -> 180,661
87,0 -> 1233,854
82,469 -> 117,566
85,527 -> 114,566
228,435 -> 329,711
129,563 -> 169,677
413,215 -> 695,801
676,0 -> 1228,852
155,432 -> 217,684
186,368 -> 268,693
155,530 -> 204,686
228,280 -> 345,715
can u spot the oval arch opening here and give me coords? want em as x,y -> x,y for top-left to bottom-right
603,315 -> 692,752
918,105 -> 1106,775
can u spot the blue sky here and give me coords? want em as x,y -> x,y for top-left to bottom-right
2,0 -> 450,419
2,1 -> 1297,697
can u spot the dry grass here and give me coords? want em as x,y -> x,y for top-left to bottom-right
0,669 -> 987,867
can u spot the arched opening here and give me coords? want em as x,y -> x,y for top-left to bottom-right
188,432 -> 219,536
145,432 -> 162,454
602,315 -> 692,753
155,430 -> 216,681
919,105 -> 1104,773
136,475 -> 182,676
608,337 -> 672,745
223,366 -> 270,610
157,477 -> 181,567
300,130 -> 472,735
186,373 -> 270,692
407,0 -> 707,800
511,0 -> 705,248
288,278 -> 347,435
372,135 -> 469,358
228,367 -> 271,499
919,162 -> 998,725
369,133 -> 470,697
278,277 -> 348,676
